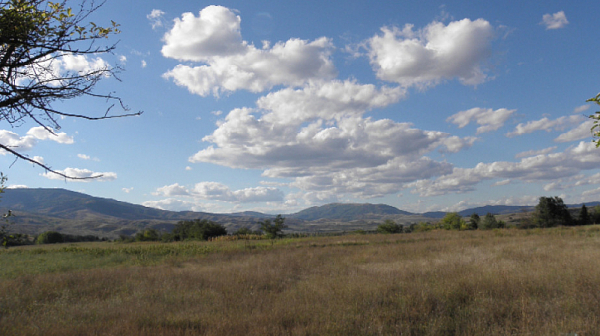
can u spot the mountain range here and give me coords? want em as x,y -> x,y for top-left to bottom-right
2,188 -> 597,238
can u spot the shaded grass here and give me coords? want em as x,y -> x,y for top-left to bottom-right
1,227 -> 600,335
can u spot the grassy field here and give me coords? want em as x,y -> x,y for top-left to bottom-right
1,227 -> 600,335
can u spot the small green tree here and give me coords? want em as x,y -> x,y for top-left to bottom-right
480,213 -> 505,230
533,196 -> 572,227
440,212 -> 465,230
260,215 -> 287,239
35,231 -> 64,244
234,227 -> 253,235
135,228 -> 160,242
412,222 -> 434,232
172,219 -> 227,241
377,219 -> 402,234
468,213 -> 480,230
578,204 -> 591,225
592,206 -> 600,224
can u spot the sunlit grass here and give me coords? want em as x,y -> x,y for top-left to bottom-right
1,226 -> 600,335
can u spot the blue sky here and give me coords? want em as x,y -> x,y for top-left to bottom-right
3,0 -> 600,214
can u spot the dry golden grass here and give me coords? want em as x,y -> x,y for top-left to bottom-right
1,227 -> 600,335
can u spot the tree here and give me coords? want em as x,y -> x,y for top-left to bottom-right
0,0 -> 140,178
440,212 -> 465,230
0,173 -> 29,247
578,204 -> 591,225
377,219 -> 403,234
171,219 -> 227,241
480,213 -> 505,230
533,196 -> 572,227
260,214 -> 287,239
135,228 -> 160,242
592,206 -> 600,224
35,230 -> 63,244
588,93 -> 600,147
468,213 -> 480,230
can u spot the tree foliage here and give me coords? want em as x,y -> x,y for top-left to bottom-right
170,219 -> 227,241
578,204 -> 591,225
0,0 -> 140,178
468,213 -> 480,230
479,213 -> 505,230
533,196 -> 572,227
440,212 -> 465,230
588,93 -> 600,147
135,228 -> 160,242
35,230 -> 63,244
260,214 -> 287,239
377,219 -> 403,234
0,174 -> 29,247
592,206 -> 600,224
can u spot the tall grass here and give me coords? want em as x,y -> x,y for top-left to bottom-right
1,227 -> 600,335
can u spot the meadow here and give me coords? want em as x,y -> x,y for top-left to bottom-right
1,227 -> 600,335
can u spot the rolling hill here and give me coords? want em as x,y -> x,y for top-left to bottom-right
3,188 -> 598,238
290,203 -> 413,221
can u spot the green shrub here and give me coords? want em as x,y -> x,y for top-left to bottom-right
35,231 -> 64,244
413,222 -> 434,232
440,213 -> 465,230
172,219 -> 227,241
260,215 -> 286,239
376,220 -> 402,234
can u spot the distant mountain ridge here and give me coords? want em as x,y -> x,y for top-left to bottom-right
1,188 -> 199,220
3,188 -> 599,237
290,203 -> 412,221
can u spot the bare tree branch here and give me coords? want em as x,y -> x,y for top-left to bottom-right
0,144 -> 102,180
0,0 -> 140,179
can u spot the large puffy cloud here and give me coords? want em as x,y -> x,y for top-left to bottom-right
189,80 -> 474,199
447,107 -> 515,134
153,182 -> 284,203
161,6 -> 336,96
366,18 -> 495,87
408,141 -> 600,196
0,126 -> 73,154
42,168 -> 117,182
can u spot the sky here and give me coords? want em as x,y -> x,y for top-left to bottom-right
3,0 -> 600,214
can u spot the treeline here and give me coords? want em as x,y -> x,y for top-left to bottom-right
377,196 -> 600,234
119,219 -> 231,243
1,229 -> 109,248
2,216 -> 289,247
118,216 -> 288,243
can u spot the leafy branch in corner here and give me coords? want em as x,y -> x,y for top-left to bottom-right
0,0 -> 142,179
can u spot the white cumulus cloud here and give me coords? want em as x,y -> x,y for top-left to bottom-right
506,115 -> 585,137
366,18 -> 495,87
161,6 -> 336,96
0,127 -> 73,154
408,141 -> 600,196
42,168 -> 117,182
515,146 -> 557,159
188,80 -> 475,199
152,182 -> 284,203
147,9 -> 166,29
542,11 -> 568,30
447,107 -> 516,134
554,120 -> 594,143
